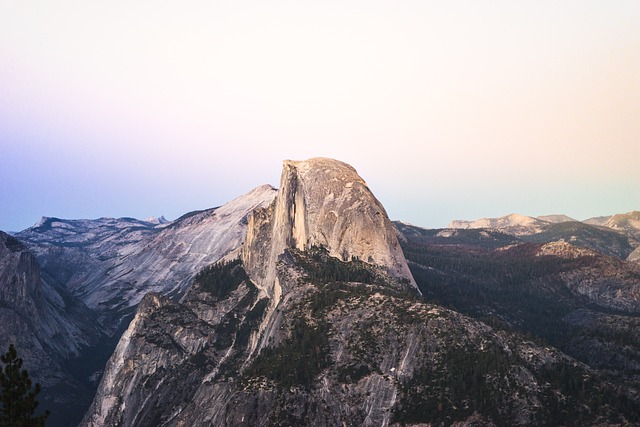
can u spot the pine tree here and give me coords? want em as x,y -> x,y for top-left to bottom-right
0,344 -> 48,427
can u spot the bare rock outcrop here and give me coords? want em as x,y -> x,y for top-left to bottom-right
81,244 -> 634,427
536,241 -> 640,313
0,231 -> 103,362
242,158 -> 417,300
448,213 -> 550,236
16,184 -> 277,333
81,159 -> 640,427
585,211 -> 640,244
0,231 -> 106,426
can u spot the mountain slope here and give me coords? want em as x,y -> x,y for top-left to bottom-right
0,231 -> 107,426
16,185 -> 277,332
78,184 -> 277,328
83,243 -> 640,427
83,159 -> 640,426
447,213 -> 638,260
537,214 -> 577,223
448,213 -> 550,236
584,211 -> 640,246
521,220 -> 636,259
87,256 -> 640,426
398,223 -> 640,391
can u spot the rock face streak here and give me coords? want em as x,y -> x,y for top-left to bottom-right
242,158 -> 417,300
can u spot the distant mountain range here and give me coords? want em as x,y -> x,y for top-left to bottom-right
448,211 -> 640,261
1,158 -> 639,426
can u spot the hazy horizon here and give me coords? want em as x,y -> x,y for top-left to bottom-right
2,1 -> 639,232
2,157 -> 637,233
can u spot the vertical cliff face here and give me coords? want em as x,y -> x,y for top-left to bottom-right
0,231 -> 103,359
83,158 -> 425,427
82,236 -> 637,427
82,264 -> 268,427
0,231 -> 107,427
242,158 -> 417,300
0,232 -> 42,312
83,159 -> 639,426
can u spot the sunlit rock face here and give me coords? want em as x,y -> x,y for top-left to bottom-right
82,158 -> 426,427
242,157 -> 417,300
82,159 -> 640,427
448,213 -> 550,236
15,185 -> 277,332
585,211 -> 640,244
83,243 -> 636,427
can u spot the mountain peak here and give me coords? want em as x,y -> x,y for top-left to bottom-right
282,157 -> 366,184
242,158 -> 417,299
448,213 -> 549,236
144,215 -> 170,225
537,214 -> 577,224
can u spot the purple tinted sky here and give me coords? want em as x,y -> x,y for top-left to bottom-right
1,1 -> 639,232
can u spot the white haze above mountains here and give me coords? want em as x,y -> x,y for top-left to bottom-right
1,1 -> 638,236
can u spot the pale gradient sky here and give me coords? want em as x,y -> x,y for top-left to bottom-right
1,1 -> 639,232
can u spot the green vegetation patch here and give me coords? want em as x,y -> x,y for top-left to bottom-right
539,361 -> 640,425
244,319 -> 330,389
291,245 -> 382,286
401,241 -> 590,345
195,258 -> 250,298
393,342 -> 514,426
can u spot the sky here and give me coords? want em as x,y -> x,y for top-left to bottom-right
1,1 -> 639,232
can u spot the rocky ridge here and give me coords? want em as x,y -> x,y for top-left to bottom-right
82,159 -> 640,426
398,222 -> 640,405
536,214 -> 577,224
16,185 -> 276,332
449,212 -> 639,260
452,211 -> 640,243
448,213 -> 550,236
535,241 -> 640,313
242,158 -> 416,299
521,220 -> 637,259
0,231 -> 103,363
6,185 -> 275,426
84,158 -> 423,426
585,211 -> 640,239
